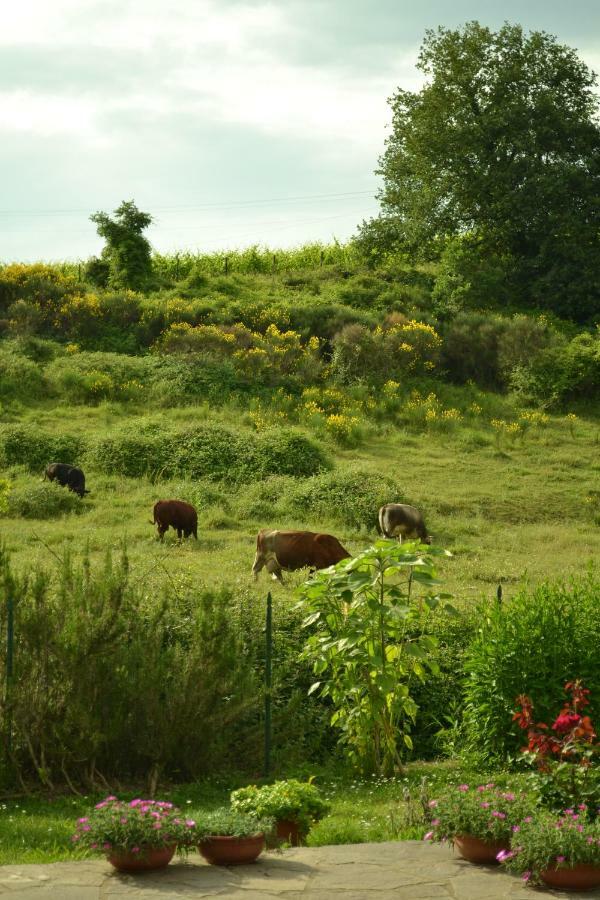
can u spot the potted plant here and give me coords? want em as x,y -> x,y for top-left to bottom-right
197,808 -> 272,866
72,796 -> 197,872
230,779 -> 330,845
423,783 -> 536,864
498,808 -> 600,889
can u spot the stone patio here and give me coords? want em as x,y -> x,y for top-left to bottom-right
0,841 -> 594,899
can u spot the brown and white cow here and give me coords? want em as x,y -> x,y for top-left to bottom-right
252,529 -> 350,583
378,503 -> 432,544
151,500 -> 198,541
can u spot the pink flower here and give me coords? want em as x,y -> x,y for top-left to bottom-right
428,800 -> 438,808
564,808 -> 574,816
476,785 -> 486,793
512,825 -> 520,832
185,819 -> 196,828
431,819 -> 440,827
496,849 -> 513,862
480,802 -> 490,809
522,871 -> 531,883
106,795 -> 117,802
77,817 -> 89,824
457,784 -> 469,792
485,783 -> 495,789
523,816 -> 533,824
556,855 -> 566,863
71,835 -> 80,842
102,842 -> 111,850
423,831 -> 434,841
90,843 -> 98,850
82,825 -> 91,832
491,811 -> 506,819
94,802 -> 107,810
153,822 -> 162,829
552,713 -> 581,734
129,799 -> 142,808
132,847 -> 140,854
120,817 -> 128,824
579,804 -> 587,810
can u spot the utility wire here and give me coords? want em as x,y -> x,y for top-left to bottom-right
0,189 -> 376,218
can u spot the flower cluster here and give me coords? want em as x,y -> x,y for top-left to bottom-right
423,783 -> 536,845
71,797 -> 197,855
513,680 -> 596,763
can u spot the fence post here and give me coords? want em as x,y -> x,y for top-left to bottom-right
5,594 -> 14,755
320,250 -> 324,267
77,263 -> 81,282
496,584 -> 503,605
224,256 -> 229,276
264,591 -> 272,778
175,254 -> 180,281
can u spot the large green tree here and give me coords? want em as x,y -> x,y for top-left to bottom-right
90,200 -> 153,291
360,23 -> 600,322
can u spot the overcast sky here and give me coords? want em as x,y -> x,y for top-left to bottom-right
2,0 -> 600,261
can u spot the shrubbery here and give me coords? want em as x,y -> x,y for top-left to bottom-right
0,425 -> 85,472
463,573 -> 600,761
5,482 -> 85,519
87,423 -> 328,483
330,320 -> 441,383
0,548 -> 331,786
288,467 -> 404,530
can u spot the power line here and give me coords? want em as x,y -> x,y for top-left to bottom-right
0,207 -> 379,236
0,189 -> 377,218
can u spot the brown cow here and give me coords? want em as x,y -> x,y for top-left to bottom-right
151,500 -> 198,541
252,529 -> 350,584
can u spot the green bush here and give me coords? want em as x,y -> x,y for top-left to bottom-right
288,467 -> 404,530
511,330 -> 600,406
5,482 -> 85,519
88,423 -> 328,483
45,351 -> 150,404
0,425 -> 85,473
463,573 -> 600,761
0,347 -> 45,400
0,548 -> 333,786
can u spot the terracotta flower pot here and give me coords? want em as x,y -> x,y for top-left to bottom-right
541,863 -> 600,891
276,819 -> 303,846
199,833 -> 265,866
107,844 -> 176,873
454,834 -> 506,864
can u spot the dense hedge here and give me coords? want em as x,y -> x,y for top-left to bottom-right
463,573 -> 600,761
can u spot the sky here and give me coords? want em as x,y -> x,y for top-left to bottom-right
1,0 -> 600,261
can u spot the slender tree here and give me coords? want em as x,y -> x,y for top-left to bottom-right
90,200 -> 153,291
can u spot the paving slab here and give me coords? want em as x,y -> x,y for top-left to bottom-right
0,841 -> 596,899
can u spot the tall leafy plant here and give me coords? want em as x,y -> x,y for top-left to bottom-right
298,540 -> 454,775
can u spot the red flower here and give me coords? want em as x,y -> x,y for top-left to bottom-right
552,713 -> 582,734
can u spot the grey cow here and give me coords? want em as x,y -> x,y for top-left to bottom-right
378,503 -> 432,544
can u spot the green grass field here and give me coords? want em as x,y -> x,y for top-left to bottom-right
2,400 -> 598,604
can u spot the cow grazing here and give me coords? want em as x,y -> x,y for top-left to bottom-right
45,463 -> 90,499
151,500 -> 198,541
378,503 -> 432,544
252,529 -> 350,584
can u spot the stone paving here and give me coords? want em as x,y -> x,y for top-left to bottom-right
0,841 -> 594,899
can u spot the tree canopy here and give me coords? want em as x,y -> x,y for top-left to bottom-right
360,22 -> 600,322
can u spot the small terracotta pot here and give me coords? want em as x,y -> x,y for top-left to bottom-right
453,834 -> 506,864
541,863 -> 600,891
276,819 -> 303,846
199,833 -> 265,866
107,844 -> 176,873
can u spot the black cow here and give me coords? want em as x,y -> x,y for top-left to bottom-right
45,463 -> 90,499
378,503 -> 432,544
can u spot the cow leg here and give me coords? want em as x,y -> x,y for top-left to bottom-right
157,523 -> 167,542
251,552 -> 265,579
176,528 -> 183,540
266,558 -> 284,584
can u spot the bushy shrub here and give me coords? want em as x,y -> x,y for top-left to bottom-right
463,573 -> 600,761
511,329 -> 600,406
0,346 -> 45,400
330,321 -> 441,384
252,429 -> 330,480
0,548 -> 333,786
440,312 -> 508,387
45,351 -> 149,404
5,482 -> 85,519
0,264 -> 80,315
288,467 -> 404,530
0,425 -> 85,473
88,423 -> 328,482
